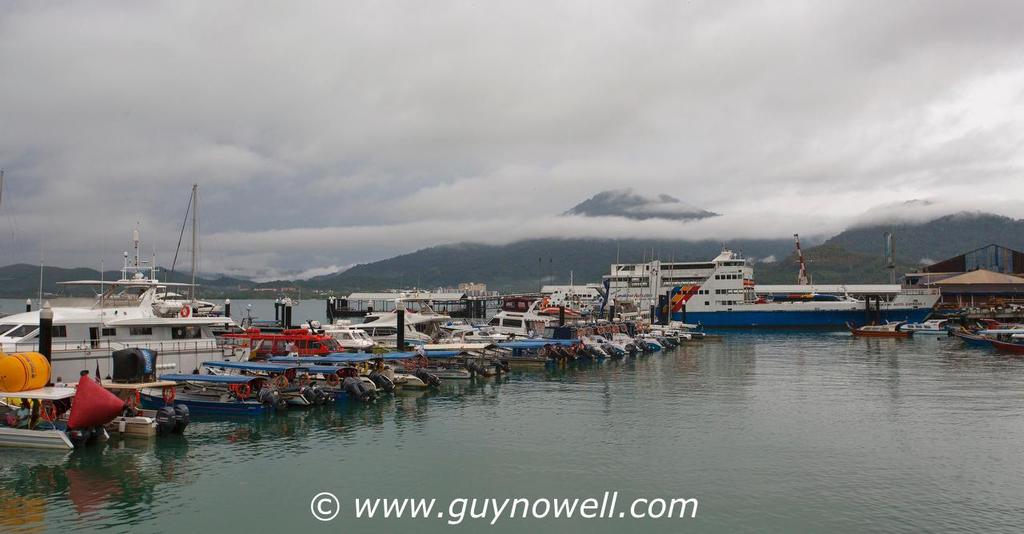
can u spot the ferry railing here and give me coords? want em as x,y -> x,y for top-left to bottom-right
1,338 -> 223,356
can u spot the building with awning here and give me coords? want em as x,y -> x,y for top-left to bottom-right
929,270 -> 1024,308
904,245 -> 1024,309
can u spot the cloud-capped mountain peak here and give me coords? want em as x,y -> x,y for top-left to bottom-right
565,189 -> 719,221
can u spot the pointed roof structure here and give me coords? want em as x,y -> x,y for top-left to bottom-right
933,269 -> 1024,285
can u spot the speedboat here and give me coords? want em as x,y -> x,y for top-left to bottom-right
900,319 -> 950,335
311,320 -> 376,351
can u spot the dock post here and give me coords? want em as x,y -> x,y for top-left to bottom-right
608,304 -> 616,321
39,301 -> 53,362
25,298 -> 31,312
224,298 -> 231,319
665,291 -> 672,325
558,305 -> 565,326
274,298 -> 281,324
326,296 -> 335,323
396,303 -> 406,351
283,300 -> 293,328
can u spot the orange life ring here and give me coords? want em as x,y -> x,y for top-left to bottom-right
162,387 -> 176,405
230,383 -> 251,399
40,400 -> 57,422
179,306 -> 192,318
272,375 -> 289,389
325,373 -> 340,387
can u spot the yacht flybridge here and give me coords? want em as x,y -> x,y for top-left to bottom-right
0,232 -> 234,381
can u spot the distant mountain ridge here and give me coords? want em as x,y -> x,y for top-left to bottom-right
1,211 -> 1021,297
0,264 -> 251,299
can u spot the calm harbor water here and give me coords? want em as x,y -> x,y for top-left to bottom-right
2,329 -> 1024,533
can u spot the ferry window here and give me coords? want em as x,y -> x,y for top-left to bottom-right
503,319 -> 523,328
101,328 -> 117,336
1,325 -> 36,338
130,327 -> 153,336
51,325 -> 67,338
0,324 -> 18,336
172,326 -> 202,339
488,317 -> 501,326
704,302 -> 709,306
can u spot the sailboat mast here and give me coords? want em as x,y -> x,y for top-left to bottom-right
190,183 -> 198,302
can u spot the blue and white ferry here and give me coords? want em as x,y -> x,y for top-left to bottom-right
603,250 -> 939,328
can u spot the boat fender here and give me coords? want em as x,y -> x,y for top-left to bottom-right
172,405 -> 190,434
155,406 -> 176,437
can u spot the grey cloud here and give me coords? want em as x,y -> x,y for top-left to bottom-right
1,1 -> 1023,277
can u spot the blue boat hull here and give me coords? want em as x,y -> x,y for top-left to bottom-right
140,393 -> 266,415
685,308 -> 933,328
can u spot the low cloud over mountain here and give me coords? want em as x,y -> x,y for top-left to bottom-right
565,189 -> 718,221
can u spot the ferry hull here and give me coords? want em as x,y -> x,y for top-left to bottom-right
686,308 -> 932,328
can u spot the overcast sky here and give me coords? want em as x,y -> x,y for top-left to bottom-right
2,1 -> 1023,280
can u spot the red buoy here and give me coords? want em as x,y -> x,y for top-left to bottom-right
67,375 -> 126,429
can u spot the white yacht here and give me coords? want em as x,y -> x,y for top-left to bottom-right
0,246 -> 233,381
313,320 -> 376,351
485,297 -> 557,338
355,302 -> 452,346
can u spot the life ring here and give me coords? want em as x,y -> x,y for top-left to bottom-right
179,306 -> 192,318
230,383 -> 251,399
325,373 -> 340,387
272,375 -> 289,389
40,400 -> 57,422
162,387 -> 176,405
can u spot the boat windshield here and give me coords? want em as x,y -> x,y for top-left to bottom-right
0,324 -> 37,338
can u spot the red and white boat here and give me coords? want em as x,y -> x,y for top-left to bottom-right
847,322 -> 911,338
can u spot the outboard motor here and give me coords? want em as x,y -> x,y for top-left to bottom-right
368,371 -> 395,393
173,405 -> 190,434
67,427 -> 97,447
493,360 -> 511,375
155,406 -> 177,437
259,387 -> 287,411
412,369 -> 441,388
342,377 -> 375,402
465,360 -> 487,377
312,385 -> 330,405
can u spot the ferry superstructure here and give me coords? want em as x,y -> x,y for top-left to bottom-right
603,250 -> 939,327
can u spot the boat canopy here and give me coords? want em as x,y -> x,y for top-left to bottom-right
497,339 -> 577,349
269,351 -> 419,364
202,361 -> 299,373
160,373 -> 263,384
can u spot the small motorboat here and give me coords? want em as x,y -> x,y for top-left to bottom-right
900,319 -> 950,335
0,387 -> 77,450
951,328 -> 993,347
847,322 -> 911,338
141,374 -> 271,415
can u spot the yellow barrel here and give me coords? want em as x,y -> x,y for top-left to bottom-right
0,352 -> 51,392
